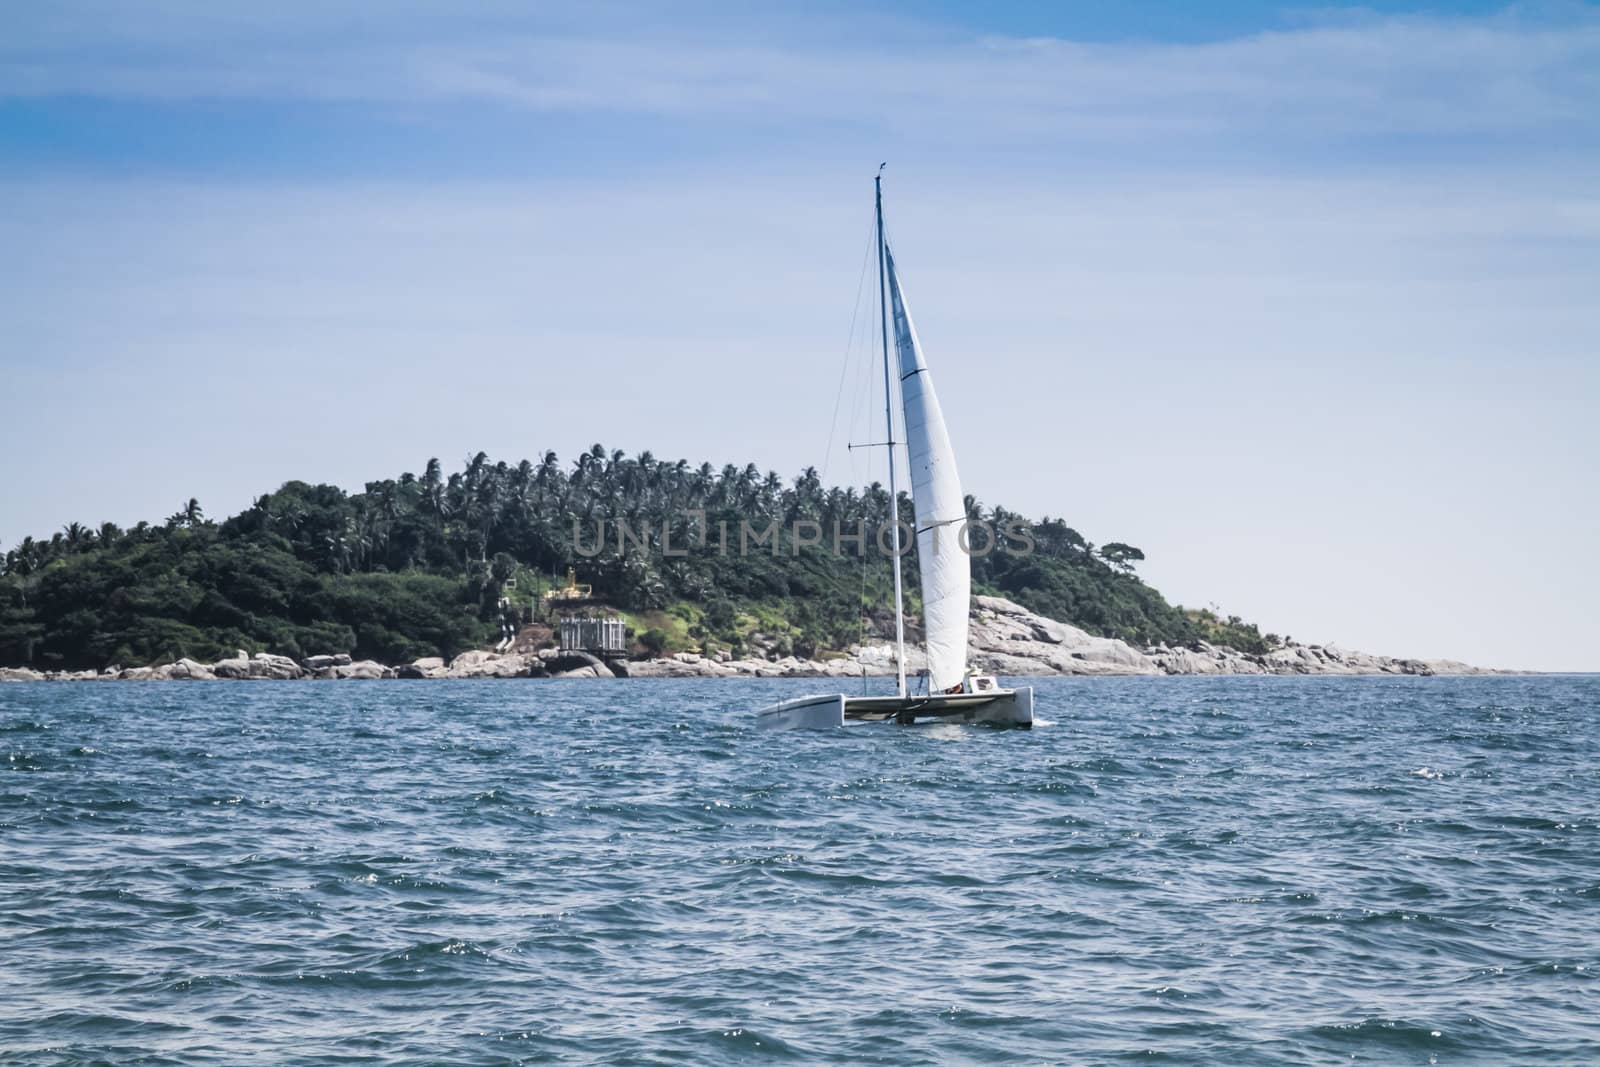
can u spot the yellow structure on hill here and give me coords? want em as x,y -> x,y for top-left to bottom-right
542,567 -> 593,604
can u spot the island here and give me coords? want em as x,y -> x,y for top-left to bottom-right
0,448 -> 1503,681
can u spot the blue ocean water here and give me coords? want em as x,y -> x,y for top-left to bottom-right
2,675 -> 1597,1065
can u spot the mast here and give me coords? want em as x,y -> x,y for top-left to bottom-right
876,167 -> 908,698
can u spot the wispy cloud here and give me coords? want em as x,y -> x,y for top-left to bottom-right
3,2 -> 1598,150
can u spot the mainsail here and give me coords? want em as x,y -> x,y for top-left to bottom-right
885,245 -> 970,692
750,175 -> 1035,730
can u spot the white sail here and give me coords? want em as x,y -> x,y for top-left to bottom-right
885,245 -> 969,693
751,175 -> 1035,731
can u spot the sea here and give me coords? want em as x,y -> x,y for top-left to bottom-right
2,675 -> 1597,1065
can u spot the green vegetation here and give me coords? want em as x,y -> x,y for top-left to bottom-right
1183,608 -> 1277,656
0,447 -> 1264,669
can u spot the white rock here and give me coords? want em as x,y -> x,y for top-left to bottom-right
553,665 -> 599,678
210,657 -> 253,679
168,658 -> 216,681
249,653 -> 304,680
333,660 -> 389,680
449,650 -> 498,672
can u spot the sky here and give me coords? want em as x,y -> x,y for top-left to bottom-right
1,1 -> 1597,671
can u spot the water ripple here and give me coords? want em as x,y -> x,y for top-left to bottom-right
0,675 -> 1597,1064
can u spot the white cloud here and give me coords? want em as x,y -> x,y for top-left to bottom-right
2,3 -> 1597,147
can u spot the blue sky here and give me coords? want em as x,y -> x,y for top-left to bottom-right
2,1 -> 1597,670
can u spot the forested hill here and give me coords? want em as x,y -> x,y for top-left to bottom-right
0,447 -> 1271,670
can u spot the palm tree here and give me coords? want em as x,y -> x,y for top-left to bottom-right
63,522 -> 89,552
421,459 -> 448,524
12,537 -> 39,576
536,451 -> 561,502
761,471 -> 784,510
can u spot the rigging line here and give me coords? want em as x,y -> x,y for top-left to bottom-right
847,270 -> 876,475
821,208 -> 880,693
859,505 -> 870,696
848,204 -> 882,483
819,212 -> 880,488
851,259 -> 882,698
857,226 -> 881,695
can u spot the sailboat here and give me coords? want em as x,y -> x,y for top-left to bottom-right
756,172 -> 1034,730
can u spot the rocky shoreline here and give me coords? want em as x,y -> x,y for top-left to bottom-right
0,596 -> 1507,683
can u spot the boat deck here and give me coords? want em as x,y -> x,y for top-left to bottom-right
756,687 -> 1032,730
843,691 -> 1030,725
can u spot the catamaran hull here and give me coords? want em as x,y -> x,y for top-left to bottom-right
961,688 -> 1034,727
756,687 -> 1033,730
755,693 -> 848,730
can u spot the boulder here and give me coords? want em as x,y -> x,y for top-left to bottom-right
302,653 -> 353,671
117,666 -> 156,681
444,652 -> 534,678
621,659 -> 678,678
333,660 -> 390,680
483,655 -> 534,678
1421,659 -> 1496,675
0,667 -> 45,682
168,658 -> 216,681
968,596 -> 1157,675
449,650 -> 499,672
809,600 -> 1501,678
627,656 -> 737,678
553,665 -> 599,679
538,650 -> 614,678
210,657 -> 254,679
1150,648 -> 1227,675
391,656 -> 449,679
249,653 -> 304,680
